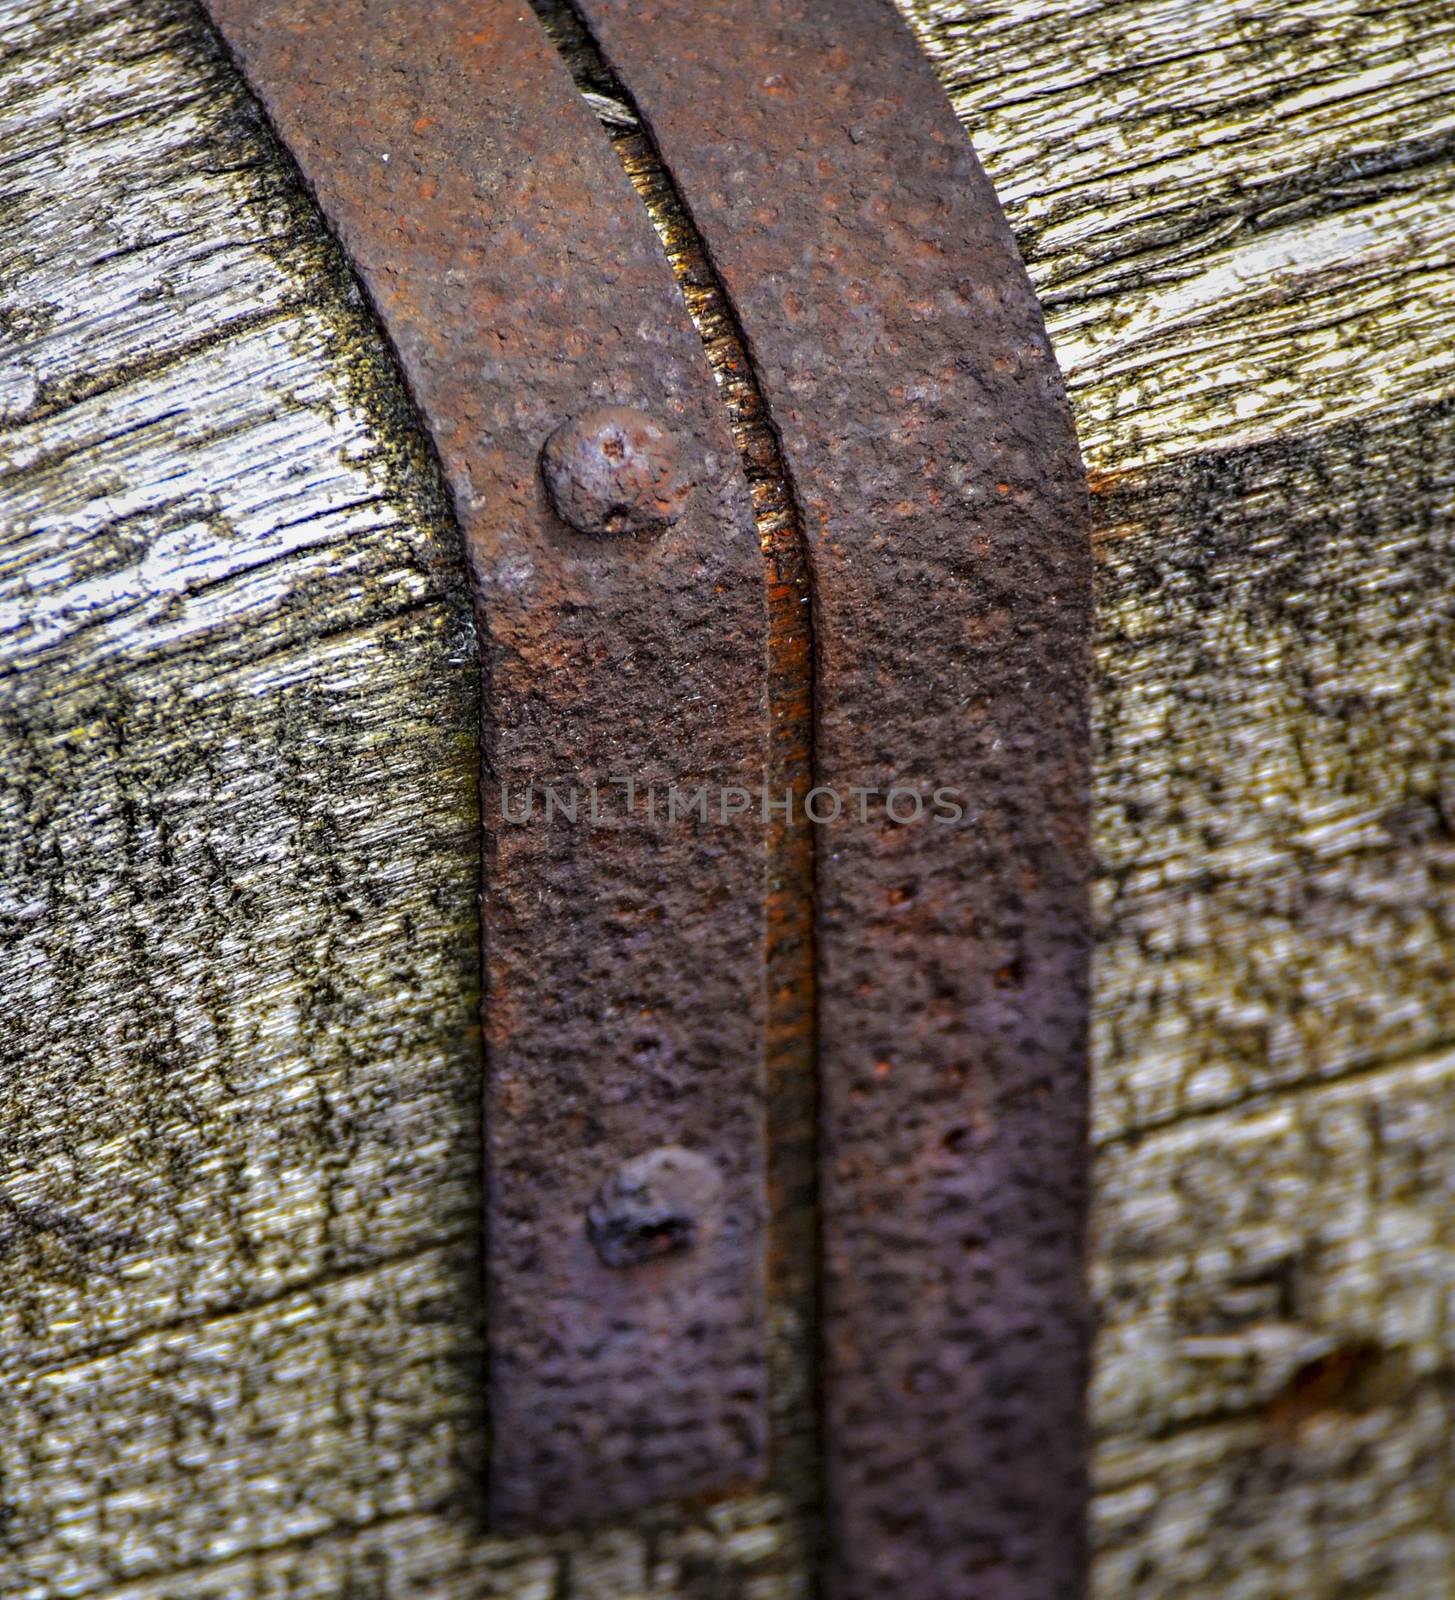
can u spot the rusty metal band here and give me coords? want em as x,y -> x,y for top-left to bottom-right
198,0 -> 770,1530
568,2 -> 1094,1593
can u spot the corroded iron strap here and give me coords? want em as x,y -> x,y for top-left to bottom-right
570,2 -> 1094,1593
198,0 -> 770,1529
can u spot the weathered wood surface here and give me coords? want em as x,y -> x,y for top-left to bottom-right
1,0 -> 1452,1595
900,3 -> 1455,1592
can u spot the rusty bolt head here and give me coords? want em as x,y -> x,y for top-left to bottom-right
587,1145 -> 721,1268
541,405 -> 692,537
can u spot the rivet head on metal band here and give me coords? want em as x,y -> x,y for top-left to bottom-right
541,405 -> 692,536
587,1145 -> 722,1268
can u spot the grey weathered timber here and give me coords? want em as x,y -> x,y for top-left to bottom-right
2,0 -> 1454,1596
899,0 -> 1455,1592
0,4 -> 813,1596
900,3 -> 1455,1592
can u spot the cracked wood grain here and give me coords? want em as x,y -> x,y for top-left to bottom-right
3,0 -> 1454,1595
898,2 -> 1455,1593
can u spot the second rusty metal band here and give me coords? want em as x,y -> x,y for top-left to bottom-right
570,3 -> 1094,1595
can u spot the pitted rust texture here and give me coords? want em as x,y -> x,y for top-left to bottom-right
570,2 -> 1094,1594
529,0 -> 827,1545
198,0 -> 770,1530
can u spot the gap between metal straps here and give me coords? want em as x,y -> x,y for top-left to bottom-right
526,0 -> 827,1542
